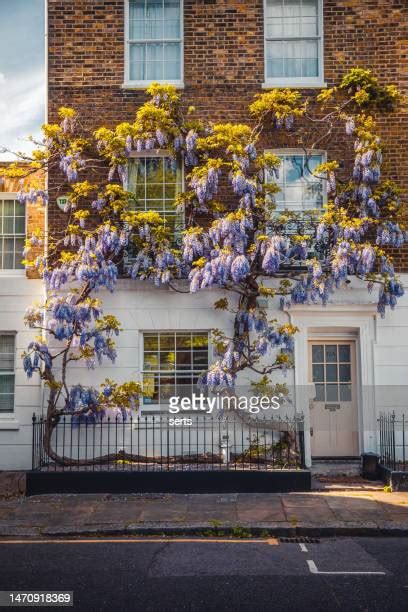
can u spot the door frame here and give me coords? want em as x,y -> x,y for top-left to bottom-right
285,303 -> 377,467
307,336 -> 359,458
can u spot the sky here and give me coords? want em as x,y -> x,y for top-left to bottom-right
0,0 -> 45,161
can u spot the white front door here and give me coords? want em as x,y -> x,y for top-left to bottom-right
309,341 -> 359,457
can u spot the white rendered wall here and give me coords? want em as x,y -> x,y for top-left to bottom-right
0,276 -> 43,470
1,274 -> 408,470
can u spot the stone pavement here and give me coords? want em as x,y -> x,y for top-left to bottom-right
0,489 -> 407,537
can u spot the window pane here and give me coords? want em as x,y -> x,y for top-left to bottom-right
144,19 -> 163,40
164,0 -> 180,19
0,338 -> 14,370
193,352 -> 208,368
164,42 -> 180,62
286,155 -> 303,182
160,351 -> 176,370
163,43 -> 181,79
266,19 -> 284,37
129,43 -> 145,80
325,345 -> 337,363
160,377 -> 176,400
145,61 -> 163,80
3,252 -> 14,269
144,353 -> 159,370
266,0 -> 283,18
146,157 -> 164,181
302,17 -> 318,36
339,345 -> 351,362
313,364 -> 324,382
314,383 -> 325,401
15,239 -> 24,269
159,334 -> 175,350
130,43 -> 146,62
163,19 -> 180,38
3,217 -> 13,234
312,345 -> 324,363
192,333 -> 208,349
326,384 -> 338,402
339,364 -> 351,382
0,374 -> 15,393
3,201 -> 14,216
283,17 -> 301,37
143,373 -> 158,403
15,216 -> 25,234
15,201 -> 25,217
176,376 -> 192,396
340,384 -> 352,401
0,389 -> 14,412
176,351 -> 192,370
129,0 -> 144,39
146,0 -> 162,18
302,0 -> 318,17
267,59 -> 284,78
144,334 -> 159,350
302,58 -> 318,77
164,60 -> 181,80
176,334 -> 193,349
326,364 -> 338,382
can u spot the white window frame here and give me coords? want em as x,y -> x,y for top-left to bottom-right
140,330 -> 210,410
0,333 -> 16,414
126,149 -> 185,230
123,0 -> 184,89
263,0 -> 325,89
0,192 -> 26,276
267,148 -> 327,212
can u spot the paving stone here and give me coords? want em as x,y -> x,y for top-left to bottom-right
140,500 -> 188,522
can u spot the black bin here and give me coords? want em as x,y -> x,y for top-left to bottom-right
361,452 -> 379,480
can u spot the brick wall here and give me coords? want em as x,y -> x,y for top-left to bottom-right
47,0 -> 408,269
0,165 -> 45,279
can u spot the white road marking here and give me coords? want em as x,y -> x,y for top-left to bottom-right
307,559 -> 386,576
299,543 -> 308,552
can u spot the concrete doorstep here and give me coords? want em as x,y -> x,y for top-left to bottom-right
0,490 -> 407,538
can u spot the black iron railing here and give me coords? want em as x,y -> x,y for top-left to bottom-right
32,412 -> 306,472
378,412 -> 407,471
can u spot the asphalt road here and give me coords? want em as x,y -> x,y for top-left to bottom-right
0,537 -> 407,611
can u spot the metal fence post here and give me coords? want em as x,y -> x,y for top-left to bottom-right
31,413 -> 36,470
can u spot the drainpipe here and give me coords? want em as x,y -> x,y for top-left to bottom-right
40,0 -> 49,418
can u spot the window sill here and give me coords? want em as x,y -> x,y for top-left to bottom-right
262,80 -> 326,90
122,81 -> 185,90
0,418 -> 19,430
0,270 -> 26,277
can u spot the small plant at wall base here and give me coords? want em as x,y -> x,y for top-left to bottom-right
3,69 -> 406,466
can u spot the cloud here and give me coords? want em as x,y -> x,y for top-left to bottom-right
0,69 -> 45,160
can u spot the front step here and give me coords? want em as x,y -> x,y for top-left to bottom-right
311,458 -> 360,477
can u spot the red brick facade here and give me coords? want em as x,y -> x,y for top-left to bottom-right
47,0 -> 408,269
0,164 -> 44,279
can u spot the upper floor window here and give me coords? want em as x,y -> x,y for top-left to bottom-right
269,151 -> 325,212
264,0 -> 324,87
125,0 -> 183,87
0,334 -> 15,413
0,196 -> 25,271
128,155 -> 184,236
142,331 -> 209,406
